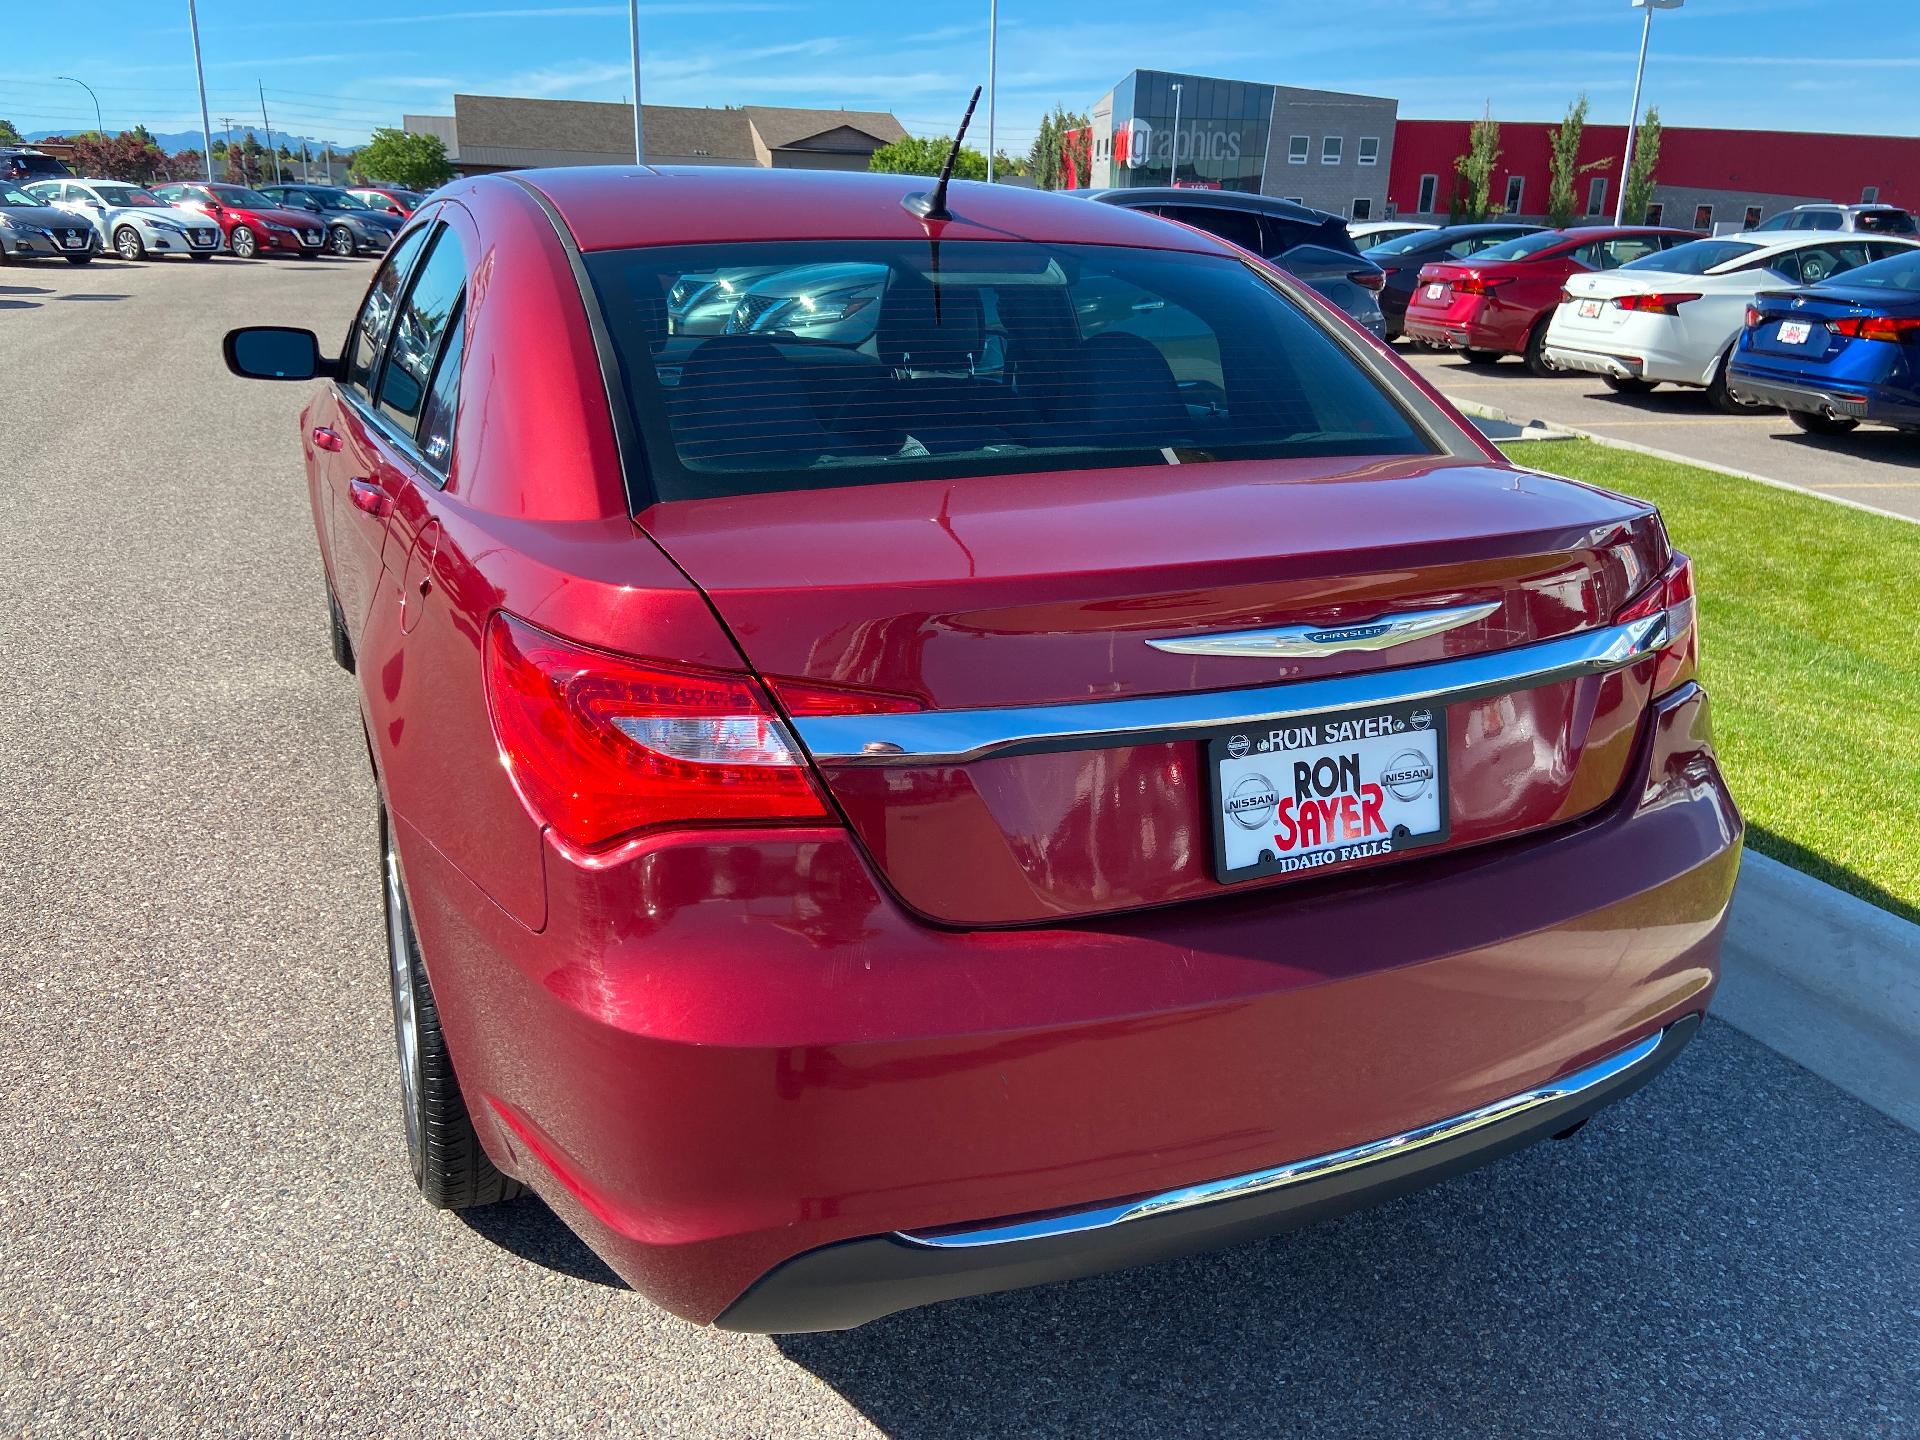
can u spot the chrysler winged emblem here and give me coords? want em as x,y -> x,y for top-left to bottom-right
1147,601 -> 1500,659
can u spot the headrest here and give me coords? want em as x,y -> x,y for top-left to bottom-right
876,284 -> 986,370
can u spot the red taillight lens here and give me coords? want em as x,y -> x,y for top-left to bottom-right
1350,268 -> 1387,292
1614,553 -> 1698,697
1827,313 -> 1920,343
1744,305 -> 1765,329
1612,292 -> 1703,315
1452,273 -> 1511,297
483,613 -> 835,851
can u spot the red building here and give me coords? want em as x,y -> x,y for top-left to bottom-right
1389,118 -> 1920,230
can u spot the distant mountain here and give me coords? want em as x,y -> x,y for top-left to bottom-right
26,126 -> 352,155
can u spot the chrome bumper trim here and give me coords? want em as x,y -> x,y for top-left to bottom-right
898,1029 -> 1667,1250
794,613 -> 1670,766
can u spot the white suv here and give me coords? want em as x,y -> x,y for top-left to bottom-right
25,178 -> 224,261
1750,204 -> 1916,236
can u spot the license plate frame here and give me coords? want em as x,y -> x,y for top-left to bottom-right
1206,701 -> 1450,885
1578,298 -> 1604,319
1778,319 -> 1812,345
1425,282 -> 1446,300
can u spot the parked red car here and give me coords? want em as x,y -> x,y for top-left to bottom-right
223,169 -> 1739,1332
1403,225 -> 1700,373
350,184 -> 428,219
151,181 -> 326,258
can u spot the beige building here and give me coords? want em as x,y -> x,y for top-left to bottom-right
402,95 -> 907,175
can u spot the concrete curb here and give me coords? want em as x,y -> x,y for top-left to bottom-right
1714,852 -> 1920,1132
1455,397 -> 1920,526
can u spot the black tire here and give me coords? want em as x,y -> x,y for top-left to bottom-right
229,225 -> 258,260
382,812 -> 524,1210
65,253 -> 95,266
113,225 -> 145,262
326,584 -> 354,673
1705,348 -> 1754,413
1461,347 -> 1503,366
1604,376 -> 1656,395
189,252 -> 214,263
330,225 -> 356,258
1788,410 -> 1858,437
1523,317 -> 1556,377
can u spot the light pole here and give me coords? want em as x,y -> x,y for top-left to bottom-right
55,76 -> 103,136
628,0 -> 646,163
986,0 -> 998,182
1614,0 -> 1682,225
186,0 -> 216,181
1169,82 -> 1182,186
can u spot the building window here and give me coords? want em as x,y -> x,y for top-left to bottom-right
1352,197 -> 1372,220
1357,137 -> 1379,167
1693,204 -> 1714,230
1586,177 -> 1607,217
1862,185 -> 1880,204
1417,173 -> 1438,213
1744,204 -> 1763,229
1504,175 -> 1525,215
1644,202 -> 1664,225
1288,135 -> 1309,165
1321,135 -> 1343,165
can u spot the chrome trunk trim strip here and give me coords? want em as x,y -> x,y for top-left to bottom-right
896,1029 -> 1667,1250
1145,601 -> 1502,659
794,613 -> 1669,766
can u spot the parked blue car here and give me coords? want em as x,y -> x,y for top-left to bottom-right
1727,248 -> 1920,435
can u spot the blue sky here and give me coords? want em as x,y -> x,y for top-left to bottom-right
4,0 -> 1916,154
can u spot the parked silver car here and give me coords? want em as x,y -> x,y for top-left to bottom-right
25,178 -> 223,261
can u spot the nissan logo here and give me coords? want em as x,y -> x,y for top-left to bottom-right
1226,774 -> 1278,829
1381,750 -> 1436,803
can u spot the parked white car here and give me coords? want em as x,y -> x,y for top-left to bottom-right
24,177 -> 224,261
1543,231 -> 1920,408
1349,220 -> 1434,248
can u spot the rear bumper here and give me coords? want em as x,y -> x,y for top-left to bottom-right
1727,369 -> 1920,425
398,683 -> 1739,1329
1545,345 -> 1645,381
720,1016 -> 1698,1332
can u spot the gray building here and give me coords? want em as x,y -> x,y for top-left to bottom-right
403,95 -> 907,176
1085,70 -> 1397,222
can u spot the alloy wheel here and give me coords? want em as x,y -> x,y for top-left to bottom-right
114,226 -> 143,261
230,225 -> 256,260
331,226 -> 356,258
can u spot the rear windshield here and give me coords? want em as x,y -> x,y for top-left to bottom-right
1473,232 -> 1568,262
1856,209 -> 1917,235
1814,252 -> 1920,291
1621,238 -> 1761,274
587,240 -> 1431,504
1364,230 -> 1440,257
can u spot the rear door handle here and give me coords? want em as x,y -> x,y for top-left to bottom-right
311,425 -> 343,452
348,478 -> 392,518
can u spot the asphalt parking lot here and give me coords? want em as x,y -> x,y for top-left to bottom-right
3,254 -> 1917,1438
1402,347 -> 1920,521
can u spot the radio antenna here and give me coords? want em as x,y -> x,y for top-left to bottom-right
903,85 -> 982,223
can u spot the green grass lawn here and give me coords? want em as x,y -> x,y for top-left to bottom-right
1502,439 -> 1920,922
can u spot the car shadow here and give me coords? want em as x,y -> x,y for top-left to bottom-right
1748,824 -> 1919,923
57,293 -> 131,303
0,284 -> 53,295
1772,427 -> 1920,470
769,1027 -> 1914,1438
457,1192 -> 629,1289
0,299 -> 41,311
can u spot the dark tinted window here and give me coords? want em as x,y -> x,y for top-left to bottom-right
1811,251 -> 1920,291
417,311 -> 465,471
1775,241 -> 1876,285
343,226 -> 430,396
1856,209 -> 1917,235
1476,232 -> 1569,262
376,226 -> 467,429
1154,205 -> 1262,254
1622,238 -> 1760,274
587,240 -> 1431,504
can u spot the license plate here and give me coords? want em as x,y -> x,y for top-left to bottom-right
62,235 -> 84,249
1425,282 -> 1446,300
1208,702 -> 1449,884
1578,299 -> 1604,319
1778,320 -> 1812,344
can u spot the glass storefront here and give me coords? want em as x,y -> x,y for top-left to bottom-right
1093,70 -> 1273,192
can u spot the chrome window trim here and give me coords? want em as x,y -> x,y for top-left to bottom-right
897,1029 -> 1666,1250
1145,600 -> 1500,659
793,611 -> 1672,767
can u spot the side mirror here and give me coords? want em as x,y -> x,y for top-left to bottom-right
224,326 -> 337,382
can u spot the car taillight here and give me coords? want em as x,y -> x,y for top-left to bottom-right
1612,292 -> 1703,315
1614,553 -> 1697,697
1452,274 -> 1511,297
1744,305 -> 1765,329
483,613 -> 913,851
1826,313 -> 1920,343
1349,268 -> 1387,292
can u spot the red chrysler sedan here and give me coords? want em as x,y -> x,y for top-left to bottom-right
151,180 -> 327,258
224,167 -> 1739,1332
1403,225 -> 1700,373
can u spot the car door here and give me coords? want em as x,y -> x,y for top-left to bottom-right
313,223 -> 433,646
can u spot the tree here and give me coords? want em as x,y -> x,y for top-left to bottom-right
867,134 -> 988,181
994,149 -> 1030,178
1451,105 -> 1501,221
353,127 -> 453,189
0,118 -> 26,146
1545,94 -> 1612,227
63,129 -> 168,184
1028,105 -> 1090,190
1621,106 -> 1663,225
